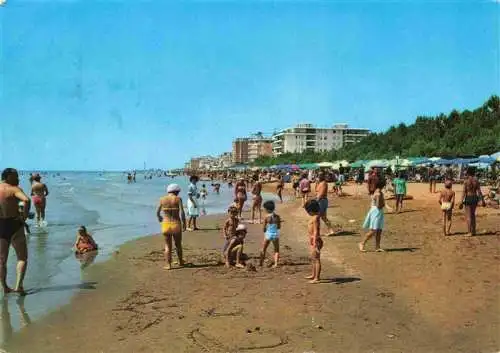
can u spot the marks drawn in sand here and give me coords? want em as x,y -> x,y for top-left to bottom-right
112,290 -> 180,338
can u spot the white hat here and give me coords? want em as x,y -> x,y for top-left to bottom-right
236,224 -> 247,232
167,184 -> 181,193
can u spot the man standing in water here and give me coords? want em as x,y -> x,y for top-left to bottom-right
30,174 -> 49,227
0,168 -> 30,295
187,175 -> 200,231
460,167 -> 485,237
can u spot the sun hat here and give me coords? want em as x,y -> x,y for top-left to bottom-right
167,184 -> 181,193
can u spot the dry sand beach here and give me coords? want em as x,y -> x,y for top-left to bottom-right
5,182 -> 500,353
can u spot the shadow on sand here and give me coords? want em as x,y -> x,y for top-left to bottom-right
27,281 -> 98,295
330,231 -> 357,236
384,247 -> 420,252
451,231 -> 499,237
319,277 -> 361,284
182,262 -> 224,269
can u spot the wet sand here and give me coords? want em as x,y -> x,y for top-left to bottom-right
5,182 -> 500,353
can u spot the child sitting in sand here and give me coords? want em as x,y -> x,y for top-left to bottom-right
260,201 -> 281,268
484,189 -> 499,209
304,199 -> 322,284
439,180 -> 456,236
224,224 -> 247,268
74,226 -> 98,254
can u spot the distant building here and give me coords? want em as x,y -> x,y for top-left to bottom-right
232,136 -> 273,164
217,152 -> 233,168
272,123 -> 369,156
189,158 -> 201,170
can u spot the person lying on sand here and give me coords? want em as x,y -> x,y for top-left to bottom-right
224,224 -> 247,268
74,226 -> 98,254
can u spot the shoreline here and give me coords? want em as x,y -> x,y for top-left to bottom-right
4,182 -> 500,353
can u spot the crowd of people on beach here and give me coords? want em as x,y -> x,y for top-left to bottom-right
0,162 -> 496,295
155,163 -> 494,284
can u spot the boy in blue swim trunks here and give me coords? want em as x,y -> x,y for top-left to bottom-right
259,201 -> 281,268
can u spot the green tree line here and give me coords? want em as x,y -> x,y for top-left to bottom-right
253,95 -> 500,166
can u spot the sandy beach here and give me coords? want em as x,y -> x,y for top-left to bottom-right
4,182 -> 499,353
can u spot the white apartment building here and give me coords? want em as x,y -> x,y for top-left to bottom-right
217,152 -> 233,168
272,124 -> 370,155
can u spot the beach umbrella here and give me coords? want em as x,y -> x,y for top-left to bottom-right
317,162 -> 334,168
350,160 -> 367,168
366,159 -> 389,168
299,163 -> 318,170
469,162 -> 491,169
478,155 -> 496,165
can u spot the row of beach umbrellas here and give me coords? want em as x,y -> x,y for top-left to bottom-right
251,152 -> 500,171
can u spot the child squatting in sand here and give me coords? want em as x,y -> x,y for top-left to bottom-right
259,200 -> 281,268
224,224 -> 247,268
304,199 -> 323,284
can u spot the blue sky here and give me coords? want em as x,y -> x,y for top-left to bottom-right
0,1 -> 498,171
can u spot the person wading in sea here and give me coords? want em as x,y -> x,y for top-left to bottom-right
0,168 -> 31,295
234,178 -> 247,219
30,174 -> 49,227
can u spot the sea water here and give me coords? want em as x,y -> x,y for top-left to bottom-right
0,172 -> 277,346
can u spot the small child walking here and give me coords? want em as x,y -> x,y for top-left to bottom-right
304,199 -> 322,284
439,180 -> 455,236
259,201 -> 281,268
359,179 -> 386,252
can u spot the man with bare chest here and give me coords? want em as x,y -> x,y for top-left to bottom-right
460,167 -> 485,236
0,168 -> 31,295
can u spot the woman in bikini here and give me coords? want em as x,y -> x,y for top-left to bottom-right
276,175 -> 284,203
156,184 -> 187,269
459,167 -> 485,237
234,178 -> 247,219
251,178 -> 263,224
